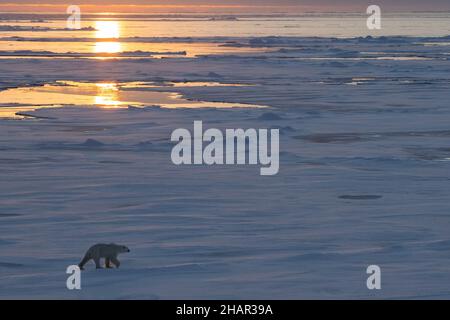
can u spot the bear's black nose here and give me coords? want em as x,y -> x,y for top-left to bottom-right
127,249 -> 130,252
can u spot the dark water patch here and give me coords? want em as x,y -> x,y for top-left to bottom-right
59,125 -> 114,133
270,126 -> 295,135
405,147 -> 450,161
207,72 -> 224,78
82,139 -> 105,148
0,262 -> 24,268
297,133 -> 375,143
0,156 -> 67,165
0,213 -> 22,218
36,140 -> 121,151
339,195 -> 383,200
135,141 -> 173,152
98,160 -> 132,164
0,239 -> 16,245
15,112 -> 56,120
297,130 -> 450,144
257,112 -> 284,121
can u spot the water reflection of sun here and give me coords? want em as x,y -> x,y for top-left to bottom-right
94,21 -> 122,53
94,83 -> 120,107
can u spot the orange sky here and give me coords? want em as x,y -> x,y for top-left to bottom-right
1,1 -> 449,13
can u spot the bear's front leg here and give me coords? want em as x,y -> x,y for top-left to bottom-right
111,257 -> 121,268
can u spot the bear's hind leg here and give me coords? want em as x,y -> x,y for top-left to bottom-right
78,255 -> 91,270
94,257 -> 102,269
111,257 -> 121,268
105,258 -> 113,269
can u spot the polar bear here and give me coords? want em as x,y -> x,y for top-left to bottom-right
78,243 -> 130,270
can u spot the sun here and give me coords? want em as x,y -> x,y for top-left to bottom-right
95,21 -> 120,39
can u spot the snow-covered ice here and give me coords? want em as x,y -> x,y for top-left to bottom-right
0,34 -> 450,299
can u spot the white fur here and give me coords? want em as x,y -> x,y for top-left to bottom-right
78,243 -> 130,270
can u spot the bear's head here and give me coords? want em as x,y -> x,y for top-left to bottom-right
117,245 -> 131,253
